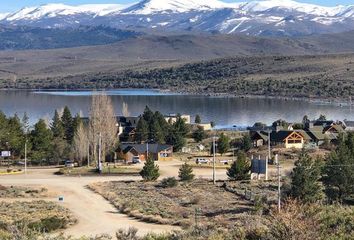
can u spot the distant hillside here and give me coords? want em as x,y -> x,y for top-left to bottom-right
1,53 -> 354,101
0,25 -> 140,50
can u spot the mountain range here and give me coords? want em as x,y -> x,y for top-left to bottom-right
1,0 -> 354,37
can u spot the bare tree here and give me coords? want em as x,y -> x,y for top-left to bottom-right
122,102 -> 130,117
89,92 -> 118,163
73,122 -> 89,166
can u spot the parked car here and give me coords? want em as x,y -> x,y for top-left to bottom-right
196,158 -> 209,164
219,160 -> 232,165
65,160 -> 75,168
132,156 -> 142,164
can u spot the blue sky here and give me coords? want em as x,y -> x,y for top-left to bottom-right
0,0 -> 352,12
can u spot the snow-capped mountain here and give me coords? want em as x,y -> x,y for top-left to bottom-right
1,0 -> 354,36
0,13 -> 9,20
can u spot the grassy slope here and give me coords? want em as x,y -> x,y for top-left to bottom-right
0,31 -> 354,100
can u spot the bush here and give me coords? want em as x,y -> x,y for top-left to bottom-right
29,216 -> 67,232
160,177 -> 178,188
227,151 -> 250,181
178,163 -> 195,181
140,157 -> 160,181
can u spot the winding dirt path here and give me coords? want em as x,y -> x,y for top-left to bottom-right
0,169 -> 179,238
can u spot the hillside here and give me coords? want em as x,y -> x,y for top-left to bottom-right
1,53 -> 354,101
0,25 -> 140,50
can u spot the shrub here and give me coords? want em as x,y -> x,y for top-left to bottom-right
160,177 -> 178,188
140,157 -> 160,181
227,151 -> 250,181
178,163 -> 195,181
116,227 -> 139,240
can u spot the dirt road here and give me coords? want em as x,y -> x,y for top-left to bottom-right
0,169 -> 178,238
0,161 -> 231,237
0,163 -> 227,238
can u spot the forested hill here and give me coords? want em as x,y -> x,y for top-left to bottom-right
2,54 -> 354,100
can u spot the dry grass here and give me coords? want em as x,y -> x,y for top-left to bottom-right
0,200 -> 76,235
89,180 -> 256,229
0,185 -> 48,198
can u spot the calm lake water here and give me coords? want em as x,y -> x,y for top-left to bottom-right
0,89 -> 353,128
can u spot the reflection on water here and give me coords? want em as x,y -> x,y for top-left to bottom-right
0,90 -> 353,128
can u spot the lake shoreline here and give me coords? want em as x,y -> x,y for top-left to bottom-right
1,87 -> 351,107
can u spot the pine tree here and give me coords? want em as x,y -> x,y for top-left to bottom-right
195,115 -> 201,124
227,151 -> 250,180
165,130 -> 186,152
217,133 -> 230,155
51,110 -> 65,138
165,114 -> 188,152
72,113 -> 82,136
61,106 -> 73,144
290,150 -> 324,203
31,119 -> 53,164
135,118 -> 149,143
7,114 -> 25,157
149,119 -> 164,143
51,110 -> 68,163
323,133 -> 354,203
178,162 -> 195,181
142,106 -> 154,123
140,157 -> 160,181
192,126 -> 206,143
241,134 -> 252,152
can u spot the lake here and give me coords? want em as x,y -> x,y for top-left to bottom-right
0,89 -> 353,128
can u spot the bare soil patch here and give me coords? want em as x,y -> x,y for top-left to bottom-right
88,180 -> 269,229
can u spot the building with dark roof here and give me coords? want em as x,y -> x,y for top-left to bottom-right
117,143 -> 173,162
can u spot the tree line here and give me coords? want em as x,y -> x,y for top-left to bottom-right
0,93 -> 118,166
134,106 -> 189,152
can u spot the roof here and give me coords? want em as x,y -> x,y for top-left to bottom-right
120,143 -> 172,154
306,125 -> 343,141
344,120 -> 354,128
270,131 -> 295,142
270,130 -> 310,142
251,131 -> 269,141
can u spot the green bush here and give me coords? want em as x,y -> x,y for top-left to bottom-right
29,216 -> 67,232
160,177 -> 178,188
178,163 -> 195,181
140,157 -> 160,181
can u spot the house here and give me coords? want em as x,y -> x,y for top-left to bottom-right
306,124 -> 344,145
196,144 -> 205,151
271,130 -> 311,149
191,123 -> 213,131
251,130 -> 312,149
251,131 -> 269,147
343,120 -> 354,131
118,143 -> 173,162
116,116 -> 140,141
165,114 -> 191,124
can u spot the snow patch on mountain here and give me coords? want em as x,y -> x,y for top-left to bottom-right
121,0 -> 239,14
1,0 -> 354,36
0,13 -> 9,20
5,3 -> 126,21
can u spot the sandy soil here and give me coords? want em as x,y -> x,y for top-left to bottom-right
0,161 -> 228,238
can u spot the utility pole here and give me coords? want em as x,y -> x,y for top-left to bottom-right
87,140 -> 90,167
213,136 -> 216,185
276,154 -> 281,212
98,133 -> 102,174
268,130 -> 271,160
146,141 -> 149,160
24,140 -> 27,175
